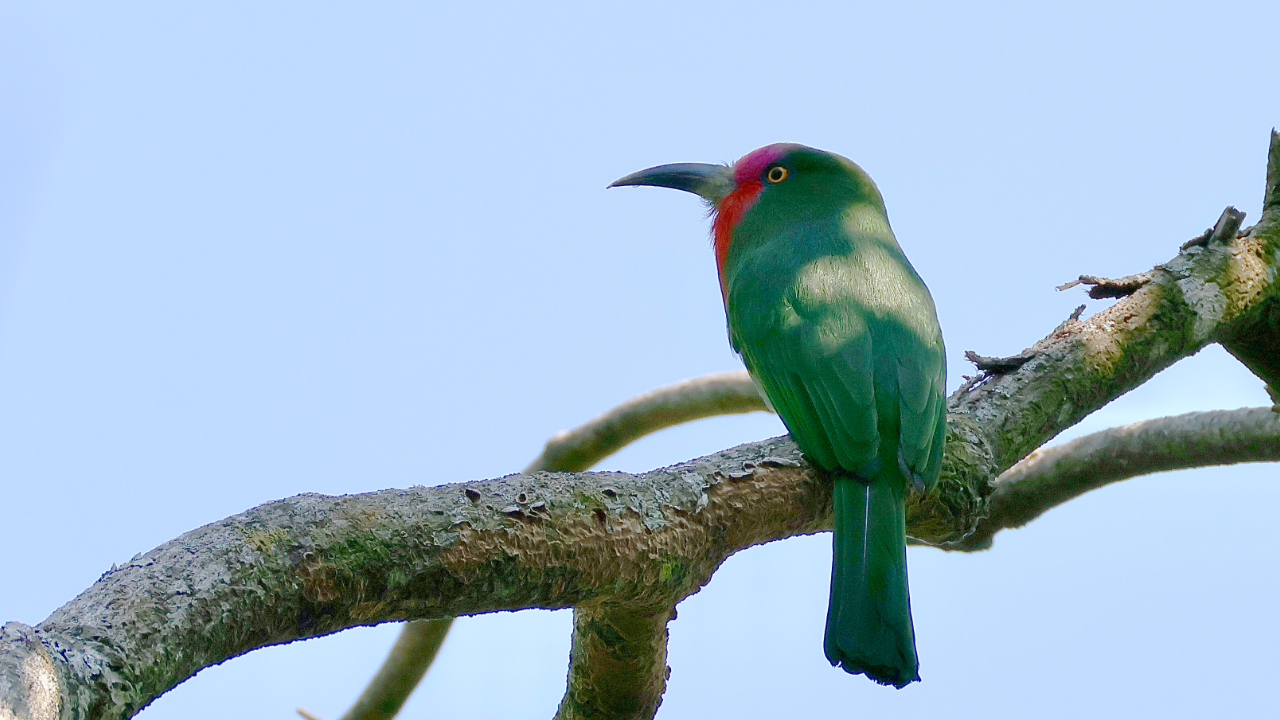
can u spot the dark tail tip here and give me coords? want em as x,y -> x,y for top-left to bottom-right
831,656 -> 920,689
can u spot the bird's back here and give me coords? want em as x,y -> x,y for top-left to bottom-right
722,202 -> 945,486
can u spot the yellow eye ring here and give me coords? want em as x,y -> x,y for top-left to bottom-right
766,166 -> 788,183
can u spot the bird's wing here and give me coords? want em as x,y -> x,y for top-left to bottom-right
736,293 -> 881,476
890,326 -> 946,492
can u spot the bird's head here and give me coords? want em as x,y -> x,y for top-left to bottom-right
610,143 -> 885,293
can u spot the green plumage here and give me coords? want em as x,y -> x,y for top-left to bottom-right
720,147 -> 946,688
610,143 -> 946,688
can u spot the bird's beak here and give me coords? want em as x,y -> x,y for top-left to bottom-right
608,162 -> 735,205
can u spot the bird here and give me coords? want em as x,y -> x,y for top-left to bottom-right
610,143 -> 946,688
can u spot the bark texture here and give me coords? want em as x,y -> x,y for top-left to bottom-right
556,605 -> 673,720
307,372 -> 766,720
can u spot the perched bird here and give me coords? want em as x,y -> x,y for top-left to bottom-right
610,144 -> 946,688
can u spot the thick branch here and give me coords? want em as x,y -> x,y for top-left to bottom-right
540,374 -> 764,720
1218,296 -> 1280,401
312,373 -> 768,720
1219,130 -> 1280,400
556,606 -> 672,720
3,437 -> 828,720
5,402 -> 1279,719
950,407 -> 1280,550
952,166 -> 1280,480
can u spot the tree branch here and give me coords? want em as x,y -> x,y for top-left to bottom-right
949,407 -> 1280,551
556,605 -> 672,720
526,371 -> 769,473
4,132 -> 1280,720
1218,129 -> 1280,400
2,436 -> 829,720
303,372 -> 768,720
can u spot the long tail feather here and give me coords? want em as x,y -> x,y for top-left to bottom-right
823,473 -> 919,688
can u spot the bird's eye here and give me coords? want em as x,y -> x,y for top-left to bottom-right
766,166 -> 788,183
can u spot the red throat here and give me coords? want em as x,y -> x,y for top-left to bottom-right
710,143 -> 796,299
711,181 -> 761,298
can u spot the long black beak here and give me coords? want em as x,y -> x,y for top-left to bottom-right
608,162 -> 735,204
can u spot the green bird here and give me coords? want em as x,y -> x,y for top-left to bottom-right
611,143 -> 946,688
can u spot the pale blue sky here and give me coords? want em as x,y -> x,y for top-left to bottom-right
2,2 -> 1278,718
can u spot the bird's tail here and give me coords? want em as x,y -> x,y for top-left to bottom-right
823,473 -> 919,688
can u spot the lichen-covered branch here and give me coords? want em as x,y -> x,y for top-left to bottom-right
3,133 -> 1280,720
2,437 -> 828,720
950,226 -> 1276,476
1218,134 -> 1280,394
556,605 -> 673,720
542,373 -> 766,720
307,372 -> 768,720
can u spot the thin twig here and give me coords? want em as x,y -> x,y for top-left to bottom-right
964,350 -> 1037,374
1208,206 -> 1246,244
1056,272 -> 1153,298
296,618 -> 452,720
527,371 -> 769,473
947,407 -> 1280,550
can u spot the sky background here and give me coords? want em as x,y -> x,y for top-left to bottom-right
2,2 -> 1279,718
